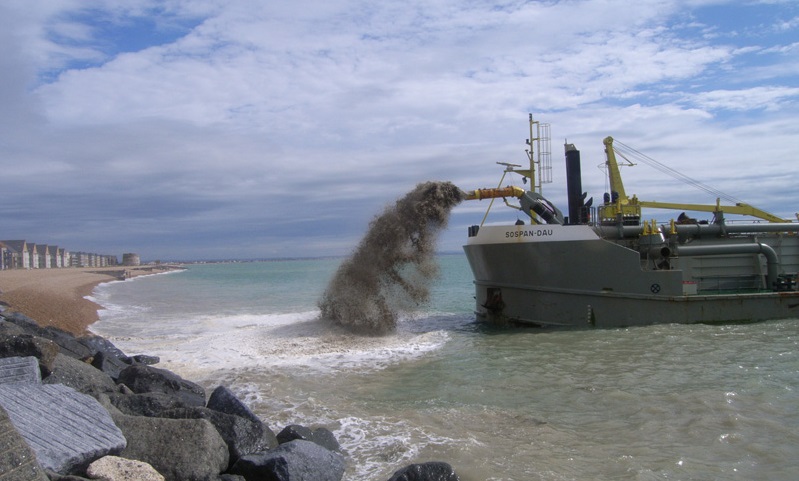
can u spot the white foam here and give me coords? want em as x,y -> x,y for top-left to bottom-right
93,308 -> 450,378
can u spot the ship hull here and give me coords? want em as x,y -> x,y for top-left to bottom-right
463,224 -> 799,328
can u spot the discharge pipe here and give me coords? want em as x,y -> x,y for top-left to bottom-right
676,243 -> 780,290
463,186 -> 525,201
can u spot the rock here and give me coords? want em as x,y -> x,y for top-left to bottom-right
87,455 -> 165,481
78,335 -> 137,382
39,326 -> 93,360
387,462 -> 460,481
117,365 -> 205,407
0,312 -> 43,334
77,335 -> 128,364
104,402 -> 229,481
0,356 -> 41,385
160,406 -> 278,467
1,316 -> 118,369
128,354 -> 160,365
0,319 -> 26,336
0,405 -> 49,481
309,428 -> 340,452
0,384 -> 126,475
89,350 -> 128,382
277,424 -> 340,452
207,386 -> 261,424
0,334 -> 59,377
108,391 -> 191,417
229,440 -> 345,481
42,353 -> 118,399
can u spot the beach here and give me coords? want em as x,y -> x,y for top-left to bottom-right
0,266 -> 178,335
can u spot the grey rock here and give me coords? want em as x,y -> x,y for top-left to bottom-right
0,314 -> 93,362
86,455 -> 165,481
105,402 -> 228,481
0,356 -> 41,385
89,350 -> 128,382
277,425 -> 340,452
0,334 -> 59,377
207,386 -> 261,424
42,353 -> 118,399
0,313 -> 42,334
0,384 -> 126,475
0,404 -> 49,481
108,391 -> 191,417
387,462 -> 460,481
161,406 -> 278,467
117,365 -> 205,407
38,326 -> 93,361
229,440 -> 345,481
0,319 -> 26,336
128,354 -> 160,365
78,335 -> 131,380
76,335 -> 128,363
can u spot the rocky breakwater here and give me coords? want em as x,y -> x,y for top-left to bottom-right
0,311 -> 461,481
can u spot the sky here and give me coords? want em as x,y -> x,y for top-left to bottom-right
1,0 -> 798,262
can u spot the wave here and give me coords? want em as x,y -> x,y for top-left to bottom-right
91,309 -> 452,378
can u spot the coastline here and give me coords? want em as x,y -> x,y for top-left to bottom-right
0,265 -> 181,336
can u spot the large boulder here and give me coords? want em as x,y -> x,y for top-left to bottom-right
117,364 -> 206,407
42,353 -> 118,398
104,401 -> 229,481
0,404 -> 49,481
161,406 -> 278,468
0,319 -> 26,336
387,462 -> 460,481
276,424 -> 340,452
38,326 -> 93,360
0,384 -> 126,475
0,313 -> 44,335
108,391 -> 192,417
229,440 -> 345,481
0,334 -> 59,376
207,386 -> 262,424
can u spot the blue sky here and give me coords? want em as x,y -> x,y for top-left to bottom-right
1,0 -> 797,261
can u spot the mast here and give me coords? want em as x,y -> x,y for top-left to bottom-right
512,114 -> 551,195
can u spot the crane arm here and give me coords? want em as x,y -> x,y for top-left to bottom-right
638,199 -> 789,223
603,136 -> 628,203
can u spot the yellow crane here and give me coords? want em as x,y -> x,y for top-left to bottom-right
600,136 -> 790,224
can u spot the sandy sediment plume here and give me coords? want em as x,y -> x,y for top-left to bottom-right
319,181 -> 464,334
0,266 -> 178,336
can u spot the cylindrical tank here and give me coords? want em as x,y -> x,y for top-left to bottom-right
122,253 -> 141,266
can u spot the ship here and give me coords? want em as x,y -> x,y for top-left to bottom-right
461,115 -> 799,328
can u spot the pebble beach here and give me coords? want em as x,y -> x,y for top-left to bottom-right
0,266 -> 180,335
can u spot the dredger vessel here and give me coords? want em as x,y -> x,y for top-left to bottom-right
462,115 -> 799,328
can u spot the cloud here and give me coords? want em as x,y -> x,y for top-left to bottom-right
1,0 -> 798,260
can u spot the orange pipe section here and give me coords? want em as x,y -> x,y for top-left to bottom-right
463,186 -> 525,201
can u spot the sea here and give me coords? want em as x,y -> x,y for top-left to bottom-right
88,254 -> 799,481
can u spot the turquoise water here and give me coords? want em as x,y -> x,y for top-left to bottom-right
90,255 -> 799,480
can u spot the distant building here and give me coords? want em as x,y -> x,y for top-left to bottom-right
2,241 -> 30,269
122,253 -> 141,266
0,239 -> 121,269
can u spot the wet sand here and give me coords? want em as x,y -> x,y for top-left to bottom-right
0,266 -> 180,336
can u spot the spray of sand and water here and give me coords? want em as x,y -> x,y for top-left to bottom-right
319,181 -> 465,334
